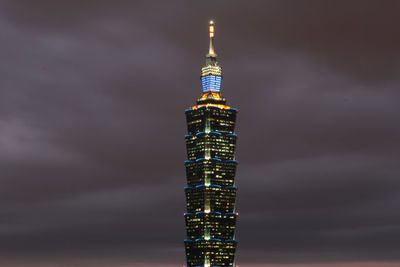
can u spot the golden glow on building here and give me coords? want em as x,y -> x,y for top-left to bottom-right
191,103 -> 231,110
200,91 -> 222,101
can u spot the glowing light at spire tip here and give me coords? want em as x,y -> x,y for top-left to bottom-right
209,21 -> 215,37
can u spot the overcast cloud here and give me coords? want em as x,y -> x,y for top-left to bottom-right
0,0 -> 399,266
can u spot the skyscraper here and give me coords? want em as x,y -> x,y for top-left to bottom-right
184,21 -> 238,267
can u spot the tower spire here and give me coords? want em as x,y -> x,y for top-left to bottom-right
209,20 -> 215,55
206,20 -> 217,66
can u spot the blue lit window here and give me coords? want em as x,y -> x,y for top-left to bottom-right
201,75 -> 222,92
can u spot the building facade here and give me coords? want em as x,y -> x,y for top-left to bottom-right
184,21 -> 238,267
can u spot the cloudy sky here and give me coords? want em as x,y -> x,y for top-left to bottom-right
0,0 -> 399,266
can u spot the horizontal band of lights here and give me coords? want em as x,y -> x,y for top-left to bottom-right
185,132 -> 237,138
185,105 -> 237,111
183,187 -> 237,190
201,65 -> 222,76
184,185 -> 237,190
185,239 -> 237,242
202,75 -> 222,92
184,159 -> 237,163
191,103 -> 231,110
184,212 -> 238,216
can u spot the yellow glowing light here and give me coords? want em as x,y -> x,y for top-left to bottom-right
209,22 -> 215,38
191,103 -> 231,110
200,91 -> 222,101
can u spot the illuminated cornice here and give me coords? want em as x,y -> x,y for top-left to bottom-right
191,103 -> 231,110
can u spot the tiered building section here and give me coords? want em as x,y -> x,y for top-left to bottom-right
184,21 -> 238,267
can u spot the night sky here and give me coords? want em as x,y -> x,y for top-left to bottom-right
1,1 -> 400,266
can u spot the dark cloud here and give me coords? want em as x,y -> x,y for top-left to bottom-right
0,0 -> 399,266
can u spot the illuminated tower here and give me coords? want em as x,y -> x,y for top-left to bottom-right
184,21 -> 238,267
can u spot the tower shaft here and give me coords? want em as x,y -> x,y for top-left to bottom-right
183,21 -> 238,267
